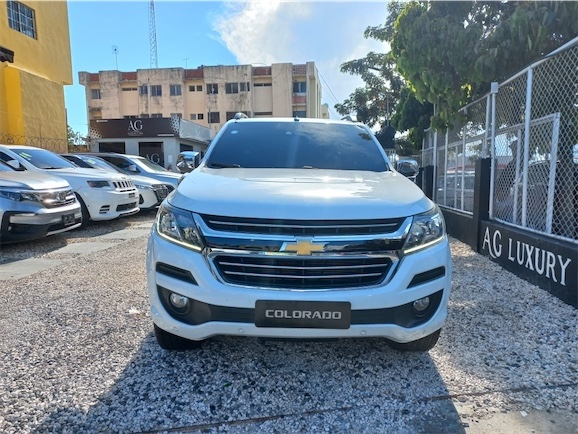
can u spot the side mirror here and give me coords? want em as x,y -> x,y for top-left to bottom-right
176,159 -> 195,173
397,160 -> 419,181
6,159 -> 22,170
126,164 -> 138,173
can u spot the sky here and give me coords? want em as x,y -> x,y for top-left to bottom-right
64,1 -> 389,135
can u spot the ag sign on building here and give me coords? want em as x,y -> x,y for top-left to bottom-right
480,222 -> 577,306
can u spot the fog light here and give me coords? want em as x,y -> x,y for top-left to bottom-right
413,297 -> 430,312
169,293 -> 189,309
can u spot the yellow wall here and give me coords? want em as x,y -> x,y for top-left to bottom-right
0,0 -> 72,147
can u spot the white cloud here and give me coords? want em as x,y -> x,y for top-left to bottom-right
213,1 -> 388,118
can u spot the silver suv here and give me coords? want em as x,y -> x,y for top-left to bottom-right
0,161 -> 82,243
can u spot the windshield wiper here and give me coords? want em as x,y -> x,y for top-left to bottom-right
208,162 -> 241,168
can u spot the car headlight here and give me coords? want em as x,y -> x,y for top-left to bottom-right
87,180 -> 110,188
403,206 -> 445,253
135,183 -> 152,190
156,202 -> 203,251
0,189 -> 42,202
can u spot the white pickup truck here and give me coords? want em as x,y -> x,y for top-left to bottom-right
146,117 -> 452,352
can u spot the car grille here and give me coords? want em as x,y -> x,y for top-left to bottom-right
116,202 -> 137,211
113,180 -> 135,191
152,184 -> 169,202
213,255 -> 392,289
42,189 -> 76,208
200,215 -> 405,236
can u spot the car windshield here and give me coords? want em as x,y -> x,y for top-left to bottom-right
13,148 -> 76,170
206,122 -> 390,171
134,157 -> 169,172
79,155 -> 122,173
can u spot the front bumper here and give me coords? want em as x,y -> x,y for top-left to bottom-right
1,201 -> 82,243
146,230 -> 452,343
76,187 -> 140,221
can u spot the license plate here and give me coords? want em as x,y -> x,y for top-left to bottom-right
255,300 -> 351,329
129,192 -> 136,198
62,213 -> 76,227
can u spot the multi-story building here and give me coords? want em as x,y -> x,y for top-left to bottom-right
79,62 -> 326,138
0,0 -> 72,152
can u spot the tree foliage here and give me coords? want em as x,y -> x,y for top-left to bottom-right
391,1 -> 578,129
337,0 -> 578,153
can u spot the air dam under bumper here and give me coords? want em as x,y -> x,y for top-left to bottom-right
146,231 -> 452,343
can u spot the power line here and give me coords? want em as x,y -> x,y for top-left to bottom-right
318,71 -> 341,105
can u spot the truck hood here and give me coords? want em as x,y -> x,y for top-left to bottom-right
0,171 -> 71,190
170,167 -> 434,220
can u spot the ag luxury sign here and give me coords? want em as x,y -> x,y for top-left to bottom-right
480,222 -> 577,307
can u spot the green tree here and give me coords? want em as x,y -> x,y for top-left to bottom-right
67,125 -> 87,151
391,1 -> 578,129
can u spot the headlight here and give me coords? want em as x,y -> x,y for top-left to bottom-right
87,180 -> 110,188
135,183 -> 152,190
156,202 -> 203,251
403,206 -> 445,253
0,189 -> 42,202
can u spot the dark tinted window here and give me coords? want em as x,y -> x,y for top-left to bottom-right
207,122 -> 389,171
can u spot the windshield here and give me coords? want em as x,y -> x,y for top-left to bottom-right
206,122 -> 389,171
135,157 -> 169,172
78,155 -> 122,173
13,148 -> 76,170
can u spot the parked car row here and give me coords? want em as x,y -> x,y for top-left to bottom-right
0,144 -> 182,245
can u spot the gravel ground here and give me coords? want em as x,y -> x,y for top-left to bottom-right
0,213 -> 576,433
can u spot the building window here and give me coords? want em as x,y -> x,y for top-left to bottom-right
150,85 -> 162,97
122,87 -> 137,91
139,85 -> 148,95
293,110 -> 307,118
7,1 -> 36,39
239,82 -> 250,92
293,81 -> 307,93
190,114 -> 197,120
197,113 -> 204,120
207,83 -> 218,94
170,113 -> 182,118
170,84 -> 182,96
208,112 -> 220,124
140,114 -> 150,118
196,85 -> 202,91
124,115 -> 137,119
254,83 -> 272,87
91,89 -> 101,100
151,113 -> 162,118
225,83 -> 239,94
254,111 -> 273,116
188,85 -> 195,92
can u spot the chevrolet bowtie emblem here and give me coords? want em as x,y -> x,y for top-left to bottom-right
281,239 -> 325,255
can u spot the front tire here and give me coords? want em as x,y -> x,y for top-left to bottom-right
75,194 -> 90,228
153,323 -> 203,350
386,329 -> 441,352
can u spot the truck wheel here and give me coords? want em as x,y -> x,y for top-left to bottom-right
153,323 -> 203,350
386,329 -> 441,352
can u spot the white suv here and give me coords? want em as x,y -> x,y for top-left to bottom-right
0,145 -> 139,224
147,118 -> 452,352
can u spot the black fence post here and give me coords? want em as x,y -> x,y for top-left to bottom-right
422,165 -> 434,200
473,158 -> 491,252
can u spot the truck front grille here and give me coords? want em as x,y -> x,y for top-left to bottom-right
201,215 -> 404,236
42,189 -> 76,208
113,180 -> 135,191
213,255 -> 392,289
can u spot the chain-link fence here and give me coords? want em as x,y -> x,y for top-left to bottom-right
424,37 -> 578,243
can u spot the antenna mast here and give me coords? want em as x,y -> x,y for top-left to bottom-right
149,0 -> 158,69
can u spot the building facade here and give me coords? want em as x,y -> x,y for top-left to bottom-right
0,0 -> 72,152
79,62 -> 326,138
